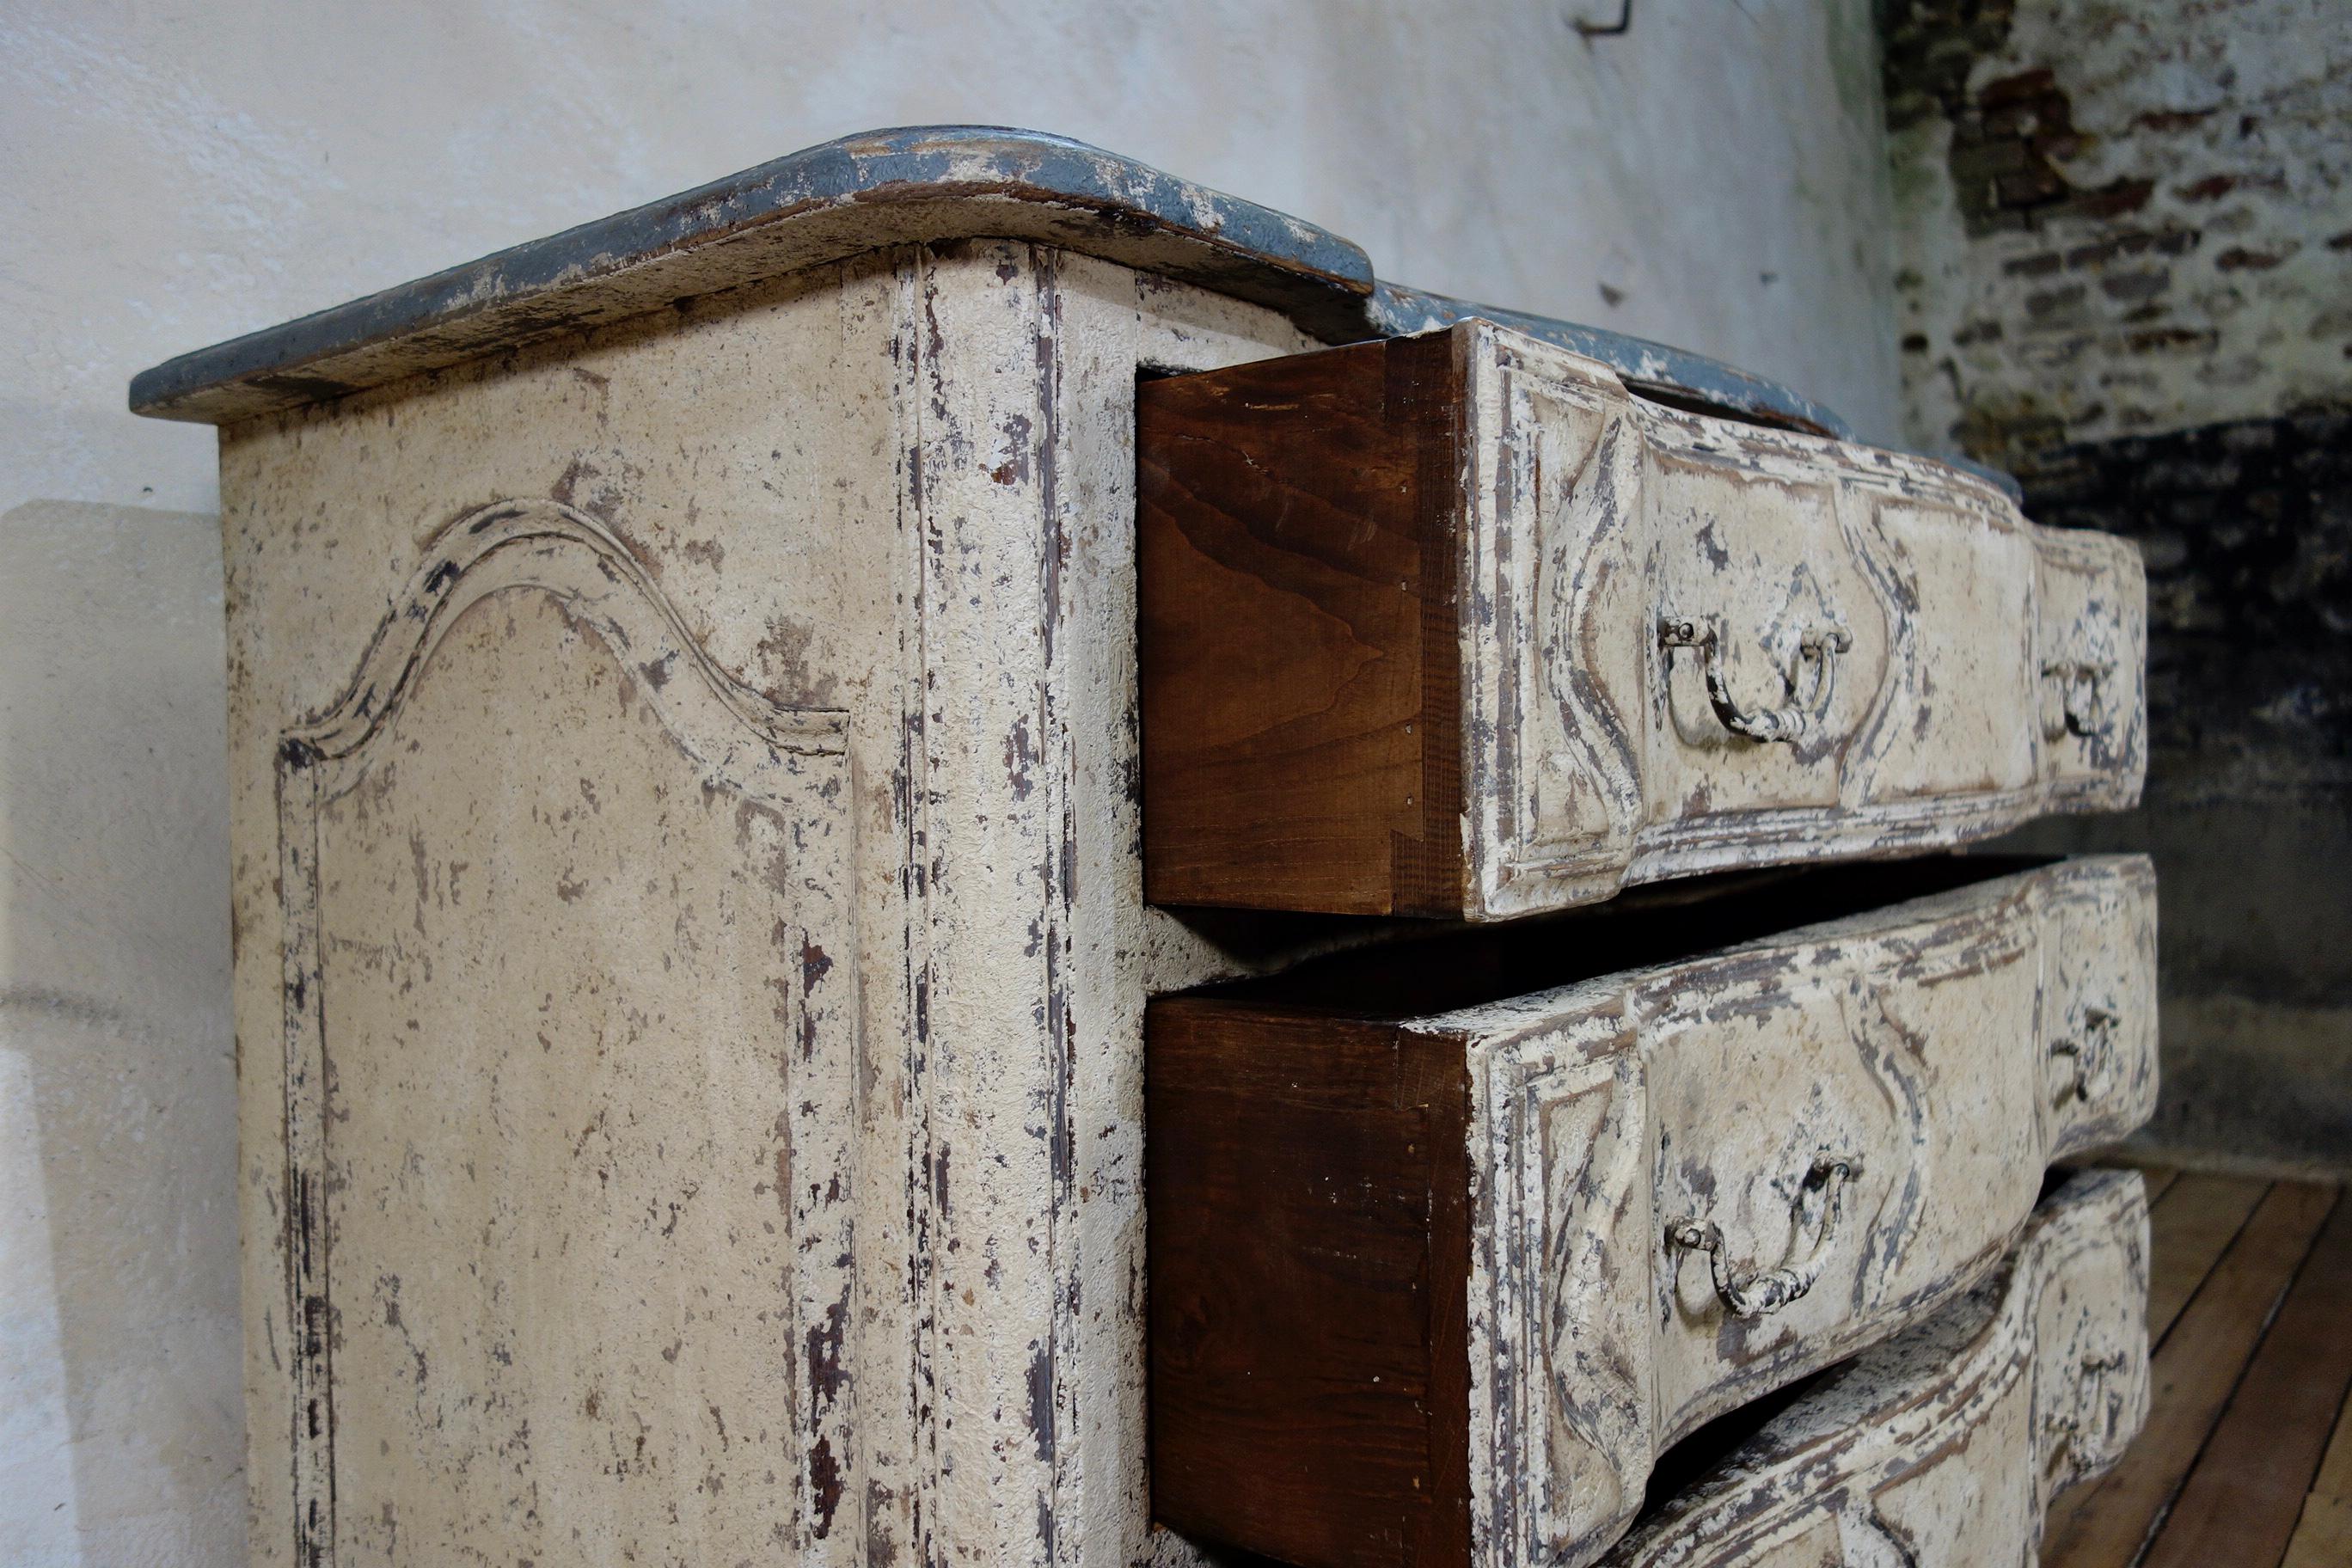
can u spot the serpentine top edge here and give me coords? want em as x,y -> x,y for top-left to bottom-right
132,124 -> 2018,494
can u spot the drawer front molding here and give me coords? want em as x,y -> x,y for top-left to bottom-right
1467,857 -> 2156,1567
1148,855 -> 2155,1568
1468,326 -> 2145,918
1598,1169 -> 2150,1567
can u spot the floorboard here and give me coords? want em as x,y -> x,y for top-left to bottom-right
2043,1172 -> 2350,1568
2143,1173 -> 2269,1344
2281,1400 -> 2352,1567
2140,1191 -> 2352,1568
2041,1179 -> 2334,1567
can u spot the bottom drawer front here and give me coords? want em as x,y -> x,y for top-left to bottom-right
1473,856 -> 2156,1568
1598,1168 -> 2150,1567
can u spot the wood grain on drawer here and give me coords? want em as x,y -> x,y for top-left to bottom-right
1601,1168 -> 2150,1567
1138,322 -> 2148,919
1146,855 -> 2156,1568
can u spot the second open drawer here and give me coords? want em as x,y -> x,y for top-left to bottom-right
1147,853 -> 2157,1568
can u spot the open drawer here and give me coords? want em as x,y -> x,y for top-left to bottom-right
1146,854 -> 2157,1568
1602,1168 -> 2149,1567
1138,321 -> 2147,918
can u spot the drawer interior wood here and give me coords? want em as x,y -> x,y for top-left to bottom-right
1175,851 -> 2058,1021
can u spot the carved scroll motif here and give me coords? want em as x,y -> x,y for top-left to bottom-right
1540,1060 -> 1652,1563
1594,1171 -> 2148,1567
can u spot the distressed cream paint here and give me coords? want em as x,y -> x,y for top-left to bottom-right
1448,323 -> 2145,918
206,207 -> 2153,1564
1455,856 -> 2154,1566
217,245 -> 1338,1566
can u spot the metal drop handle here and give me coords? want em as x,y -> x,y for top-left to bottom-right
1666,1155 -> 1860,1320
2047,1350 -> 2131,1454
2049,1005 -> 2120,1103
1659,615 -> 1852,744
2042,658 -> 2116,741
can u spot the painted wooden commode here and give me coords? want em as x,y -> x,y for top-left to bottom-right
132,127 -> 2154,1568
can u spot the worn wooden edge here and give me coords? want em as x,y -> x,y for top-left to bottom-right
127,125 -> 1377,424
1368,282 -> 1843,444
1367,283 -> 2028,502
124,124 -> 1896,459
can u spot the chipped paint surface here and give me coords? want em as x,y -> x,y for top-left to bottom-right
269,499 -> 852,1560
1368,283 -> 1856,444
1458,856 -> 2156,1566
1597,1168 -> 2149,1566
1456,321 -> 2146,919
219,244 -> 1322,1566
132,127 -> 1373,426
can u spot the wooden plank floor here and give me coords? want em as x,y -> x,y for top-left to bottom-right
2043,1168 -> 2352,1568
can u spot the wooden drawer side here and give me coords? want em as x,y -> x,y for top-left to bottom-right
1147,1003 -> 1476,1567
1138,333 -> 1466,916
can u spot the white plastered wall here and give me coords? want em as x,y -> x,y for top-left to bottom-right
0,2 -> 1902,1560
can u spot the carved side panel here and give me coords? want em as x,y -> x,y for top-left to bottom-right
2037,856 -> 2160,1159
1848,494 -> 2039,806
273,501 -> 854,1565
1483,365 -> 1647,886
2035,529 -> 2150,805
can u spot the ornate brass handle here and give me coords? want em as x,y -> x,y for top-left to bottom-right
1659,616 -> 1852,744
2049,1005 -> 2119,1103
1666,1155 -> 1860,1319
2042,658 -> 2115,741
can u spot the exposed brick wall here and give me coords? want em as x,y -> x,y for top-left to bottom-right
1997,411 -> 2352,1171
1885,0 -> 2352,1172
1883,0 -> 2352,468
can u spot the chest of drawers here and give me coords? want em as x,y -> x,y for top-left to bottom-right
131,127 -> 2153,1568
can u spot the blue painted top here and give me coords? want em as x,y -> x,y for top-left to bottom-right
126,124 -> 2014,497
